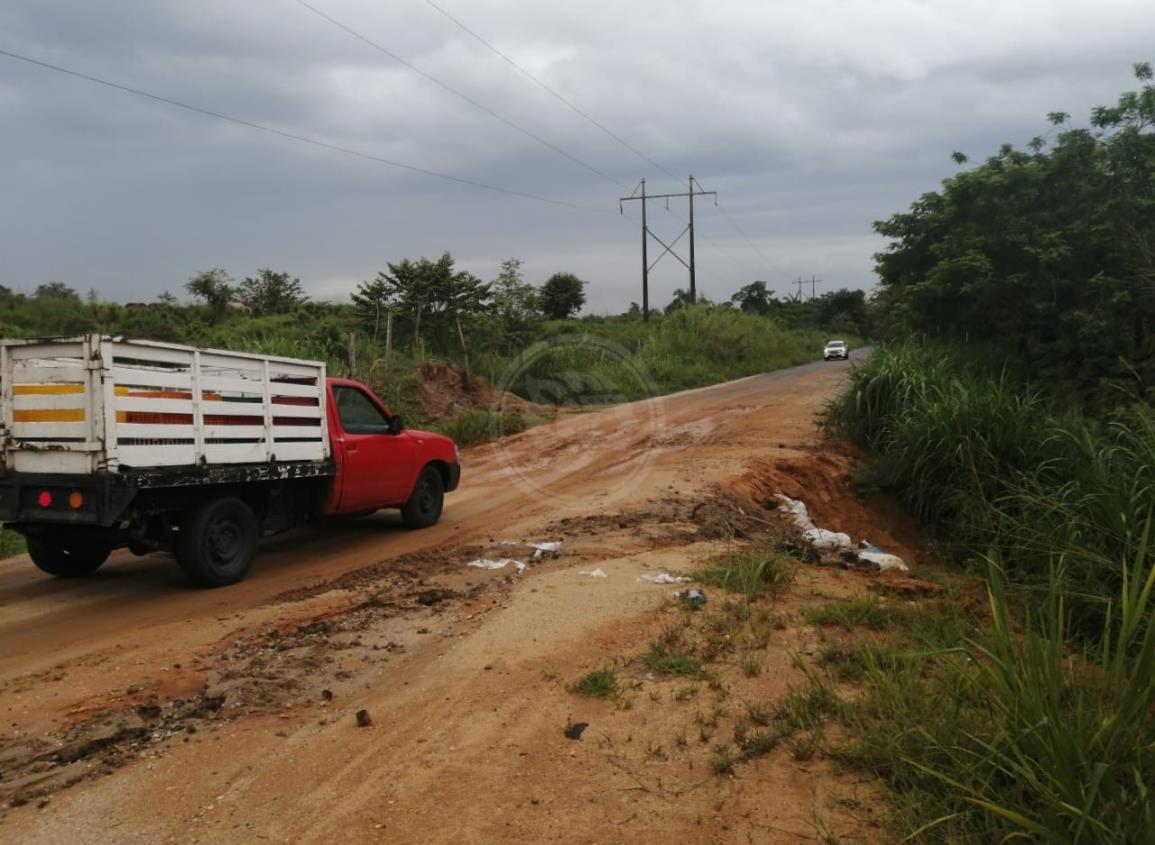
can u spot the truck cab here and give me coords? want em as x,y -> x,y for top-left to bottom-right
324,377 -> 460,523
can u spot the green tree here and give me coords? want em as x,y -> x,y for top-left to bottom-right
539,272 -> 586,319
237,269 -> 307,316
731,281 -> 774,315
666,288 -> 694,312
186,269 -> 235,323
490,258 -> 540,353
872,62 -> 1155,403
35,282 -> 80,301
355,253 -> 492,354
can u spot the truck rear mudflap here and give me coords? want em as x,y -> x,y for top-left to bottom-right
0,473 -> 136,528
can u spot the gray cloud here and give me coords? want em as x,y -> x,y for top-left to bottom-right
1,0 -> 1152,311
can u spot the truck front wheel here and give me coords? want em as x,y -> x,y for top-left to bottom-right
176,497 -> 259,587
401,466 -> 444,529
27,533 -> 111,578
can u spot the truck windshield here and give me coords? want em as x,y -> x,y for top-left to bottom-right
333,386 -> 390,434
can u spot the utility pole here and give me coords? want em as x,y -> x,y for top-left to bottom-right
620,177 -> 716,321
640,179 -> 648,320
793,277 -> 805,301
688,175 -> 696,304
810,275 -> 822,300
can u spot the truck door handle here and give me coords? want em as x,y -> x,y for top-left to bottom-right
346,444 -> 357,452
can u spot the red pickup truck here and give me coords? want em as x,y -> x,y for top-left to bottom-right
0,336 -> 460,587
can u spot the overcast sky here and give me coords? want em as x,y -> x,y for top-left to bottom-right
1,1 -> 1152,312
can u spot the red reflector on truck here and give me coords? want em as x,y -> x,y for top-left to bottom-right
69,492 -> 84,509
37,491 -> 52,507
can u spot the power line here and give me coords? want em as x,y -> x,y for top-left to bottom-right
420,0 -> 679,182
0,47 -> 608,213
291,0 -> 628,190
716,203 -> 774,269
418,2 -> 783,275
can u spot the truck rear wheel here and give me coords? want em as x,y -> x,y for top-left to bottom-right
401,466 -> 444,529
176,497 -> 259,587
27,533 -> 111,578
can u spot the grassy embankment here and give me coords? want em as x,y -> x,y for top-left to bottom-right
816,342 -> 1155,842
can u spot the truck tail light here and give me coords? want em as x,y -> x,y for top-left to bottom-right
68,492 -> 84,509
37,491 -> 53,508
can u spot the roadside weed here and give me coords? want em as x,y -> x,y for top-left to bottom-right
697,549 -> 797,602
641,641 -> 703,677
568,668 -> 619,699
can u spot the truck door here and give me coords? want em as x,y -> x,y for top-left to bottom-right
330,385 -> 416,510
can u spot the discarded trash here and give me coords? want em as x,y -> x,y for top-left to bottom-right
355,709 -> 372,728
637,572 -> 691,584
806,527 -> 853,551
676,588 -> 707,607
857,550 -> 909,573
467,558 -> 527,574
531,541 -> 563,562
777,495 -> 911,572
776,494 -> 853,552
564,722 -> 589,740
854,538 -> 909,572
579,568 -> 608,578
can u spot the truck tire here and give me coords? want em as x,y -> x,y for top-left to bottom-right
27,533 -> 111,578
176,497 -> 259,587
401,466 -> 444,529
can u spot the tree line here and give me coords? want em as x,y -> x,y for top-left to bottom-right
2,256 -> 868,367
870,62 -> 1155,406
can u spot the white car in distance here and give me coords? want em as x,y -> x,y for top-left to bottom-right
823,340 -> 850,361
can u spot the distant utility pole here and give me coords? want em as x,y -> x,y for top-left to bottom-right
809,275 -> 823,301
619,176 -> 717,321
793,277 -> 805,301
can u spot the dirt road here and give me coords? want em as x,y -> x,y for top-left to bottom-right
1,352 -> 914,843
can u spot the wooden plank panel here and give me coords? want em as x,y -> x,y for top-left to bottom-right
13,422 -> 90,439
8,342 -> 86,360
113,396 -> 196,415
11,393 -> 89,411
110,367 -> 194,390
117,443 -> 197,467
196,375 -> 268,396
110,342 -> 192,367
266,382 -> 323,398
267,361 -> 324,378
11,452 -> 97,474
14,408 -> 86,423
269,404 -> 322,419
9,366 -> 87,384
198,352 -> 264,374
116,424 -> 197,439
202,442 -> 268,464
12,383 -> 85,395
268,425 -> 324,438
270,442 -> 328,462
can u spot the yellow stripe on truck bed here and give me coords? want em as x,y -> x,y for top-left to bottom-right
13,384 -> 85,395
13,409 -> 87,423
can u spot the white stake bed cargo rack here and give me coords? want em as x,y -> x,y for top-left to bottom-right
0,335 -> 334,526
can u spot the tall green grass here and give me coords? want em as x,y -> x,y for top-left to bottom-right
825,342 -> 1155,637
835,545 -> 1155,843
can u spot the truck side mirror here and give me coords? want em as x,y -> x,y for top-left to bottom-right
388,415 -> 405,435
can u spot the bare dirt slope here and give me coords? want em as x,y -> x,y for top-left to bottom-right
0,351 -> 919,843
